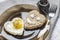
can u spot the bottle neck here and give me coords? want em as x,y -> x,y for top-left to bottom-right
37,0 -> 50,14
40,0 -> 48,5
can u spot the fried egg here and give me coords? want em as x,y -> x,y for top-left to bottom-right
4,17 -> 24,35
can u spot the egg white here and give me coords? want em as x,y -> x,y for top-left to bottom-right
4,18 -> 24,35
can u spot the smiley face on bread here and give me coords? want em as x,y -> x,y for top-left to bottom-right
25,10 -> 47,29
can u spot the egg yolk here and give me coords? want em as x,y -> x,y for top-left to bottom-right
13,20 -> 22,30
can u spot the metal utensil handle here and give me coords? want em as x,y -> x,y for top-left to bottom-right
48,5 -> 59,40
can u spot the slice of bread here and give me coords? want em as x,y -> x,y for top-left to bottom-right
25,10 -> 47,29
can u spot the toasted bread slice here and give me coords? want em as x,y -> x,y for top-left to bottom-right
25,10 -> 47,29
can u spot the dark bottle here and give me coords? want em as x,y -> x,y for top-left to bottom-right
37,0 -> 50,14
